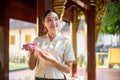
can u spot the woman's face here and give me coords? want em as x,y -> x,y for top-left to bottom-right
43,12 -> 60,33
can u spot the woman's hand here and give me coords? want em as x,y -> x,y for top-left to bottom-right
38,49 -> 57,63
40,49 -> 72,73
22,44 -> 36,54
38,48 -> 72,73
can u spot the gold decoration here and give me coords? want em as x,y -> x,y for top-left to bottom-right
54,0 -> 67,21
90,0 -> 96,6
54,0 -> 67,5
95,0 -> 107,42
76,8 -> 82,32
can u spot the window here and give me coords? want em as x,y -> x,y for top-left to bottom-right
25,34 -> 31,43
10,35 -> 15,45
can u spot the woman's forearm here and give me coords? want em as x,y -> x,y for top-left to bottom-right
28,52 -> 37,70
53,60 -> 73,73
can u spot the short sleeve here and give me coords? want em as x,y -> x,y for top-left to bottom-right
33,37 -> 43,46
63,39 -> 76,62
33,37 -> 38,44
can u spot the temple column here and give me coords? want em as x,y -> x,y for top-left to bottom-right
86,1 -> 96,80
0,1 -> 9,80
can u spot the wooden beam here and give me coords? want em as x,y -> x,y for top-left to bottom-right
72,0 -> 88,10
7,1 -> 36,23
63,11 -> 73,22
63,5 -> 75,22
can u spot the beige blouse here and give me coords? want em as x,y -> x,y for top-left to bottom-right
33,33 -> 75,79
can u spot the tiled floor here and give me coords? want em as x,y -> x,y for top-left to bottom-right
96,68 -> 120,80
9,69 -> 34,80
9,68 -> 120,80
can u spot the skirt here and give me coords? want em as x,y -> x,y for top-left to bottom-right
35,77 -> 65,80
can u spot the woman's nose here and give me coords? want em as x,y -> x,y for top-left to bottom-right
51,20 -> 56,24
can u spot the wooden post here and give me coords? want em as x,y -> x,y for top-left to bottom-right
0,1 -> 9,80
71,7 -> 77,77
86,1 -> 96,80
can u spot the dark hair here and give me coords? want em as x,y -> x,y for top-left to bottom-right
42,9 -> 60,21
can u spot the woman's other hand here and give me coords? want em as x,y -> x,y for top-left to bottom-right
38,49 -> 56,63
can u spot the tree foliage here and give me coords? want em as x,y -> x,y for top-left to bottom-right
100,2 -> 120,35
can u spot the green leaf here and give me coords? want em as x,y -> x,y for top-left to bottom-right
100,2 -> 120,35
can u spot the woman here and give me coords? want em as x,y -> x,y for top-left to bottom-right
23,10 -> 75,80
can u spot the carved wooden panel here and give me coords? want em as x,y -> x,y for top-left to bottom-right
54,0 -> 67,21
95,0 -> 107,42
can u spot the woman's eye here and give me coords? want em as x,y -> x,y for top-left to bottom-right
47,18 -> 58,22
55,18 -> 58,21
47,19 -> 52,22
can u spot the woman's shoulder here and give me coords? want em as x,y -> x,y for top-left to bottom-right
59,34 -> 71,42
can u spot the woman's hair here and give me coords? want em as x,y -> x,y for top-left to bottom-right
42,9 -> 60,21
